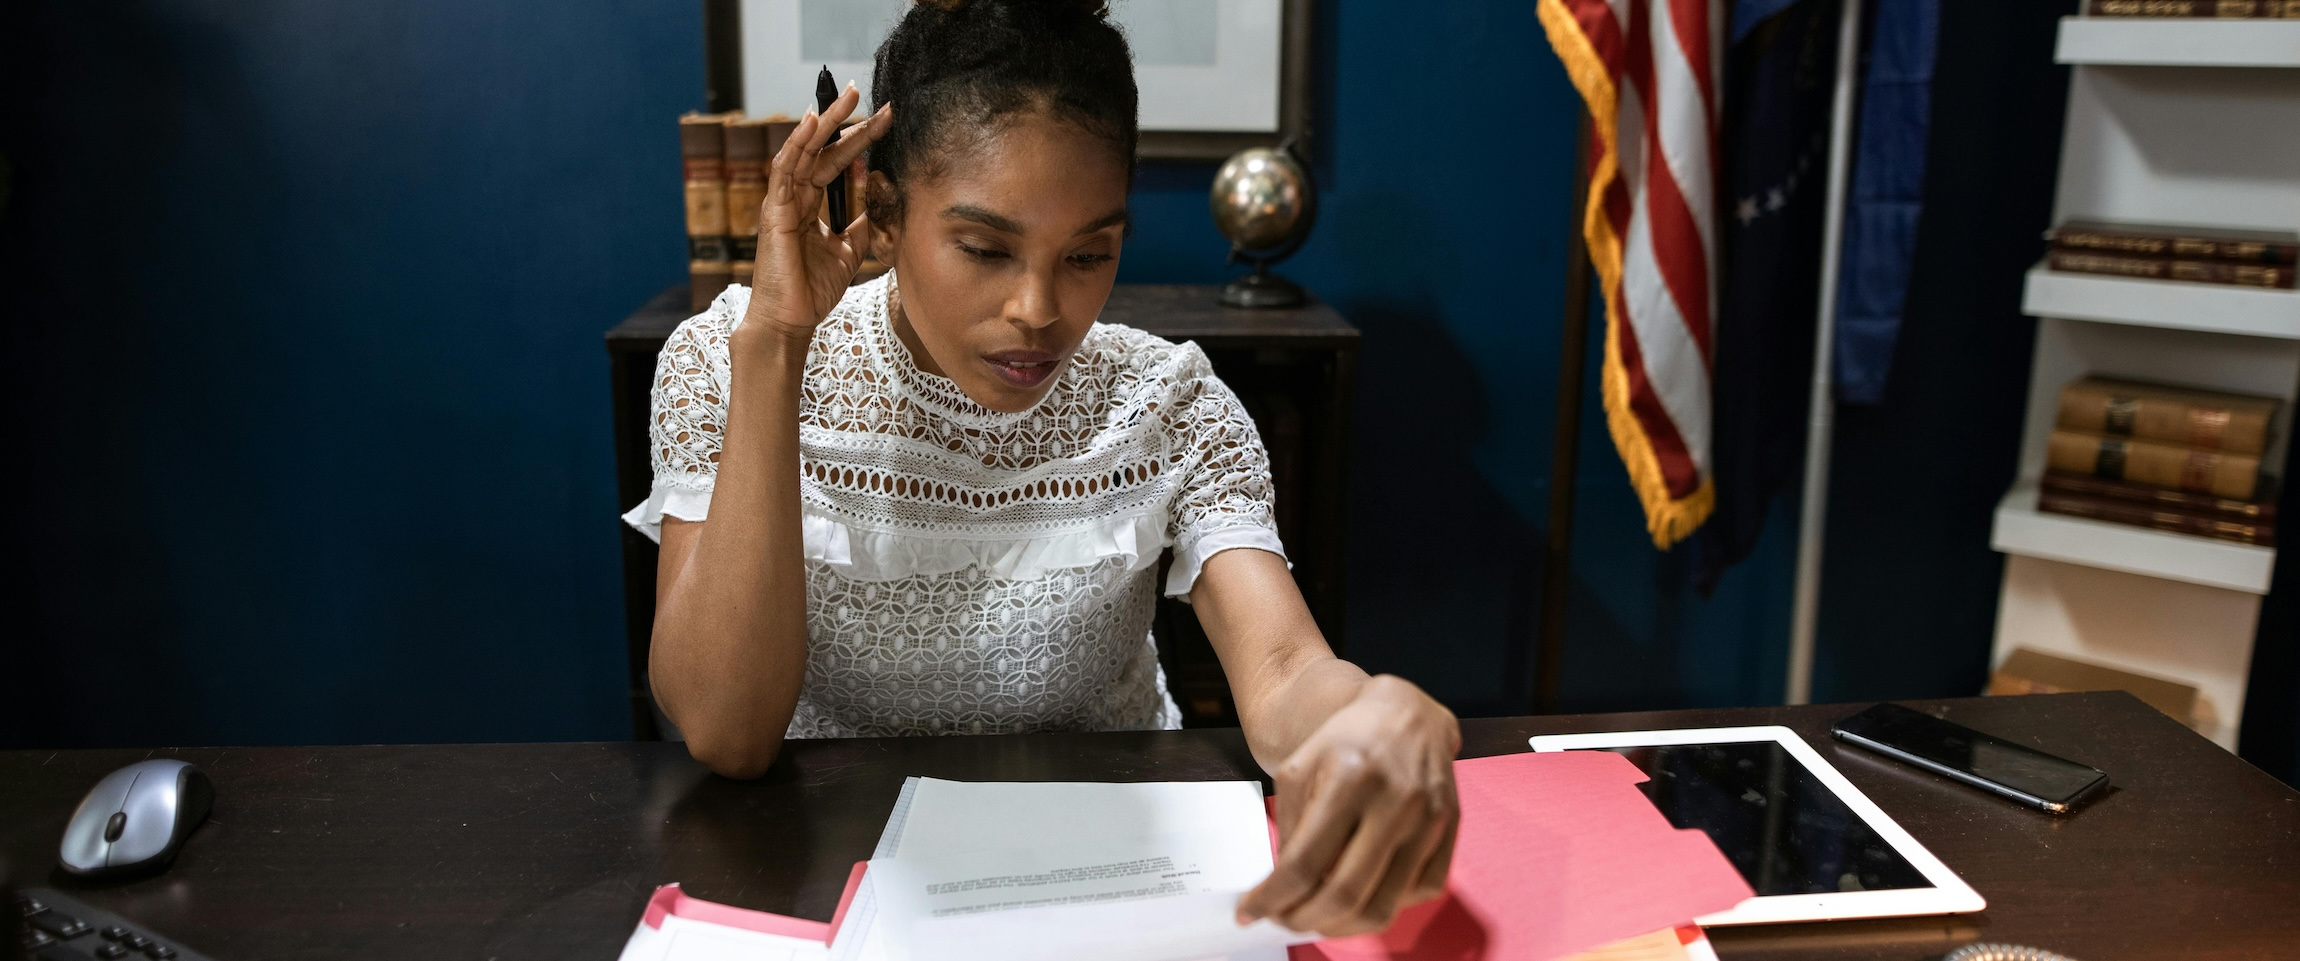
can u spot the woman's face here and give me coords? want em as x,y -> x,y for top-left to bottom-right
874,111 -> 1131,413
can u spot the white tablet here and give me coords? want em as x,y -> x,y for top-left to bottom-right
1528,726 -> 1985,926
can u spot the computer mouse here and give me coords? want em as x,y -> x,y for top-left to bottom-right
59,759 -> 213,881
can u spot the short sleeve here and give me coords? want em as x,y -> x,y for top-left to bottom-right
619,294 -> 741,543
1161,351 -> 1287,598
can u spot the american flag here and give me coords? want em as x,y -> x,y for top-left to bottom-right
1541,0 -> 1721,547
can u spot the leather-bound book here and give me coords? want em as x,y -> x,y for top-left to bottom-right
2086,0 -> 2266,15
2056,376 -> 2279,455
761,118 -> 801,167
724,115 -> 798,281
2047,430 -> 2263,501
1989,648 -> 2200,729
2050,220 -> 2299,265
723,116 -> 771,284
2037,490 -> 2277,546
2047,249 -> 2295,288
2042,470 -> 2278,523
731,118 -> 803,291
681,112 -> 735,310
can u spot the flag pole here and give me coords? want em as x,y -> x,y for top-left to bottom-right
1786,0 -> 1866,706
1536,115 -> 1596,715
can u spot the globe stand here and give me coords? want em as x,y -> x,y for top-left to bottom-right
1211,138 -> 1317,310
1222,256 -> 1306,309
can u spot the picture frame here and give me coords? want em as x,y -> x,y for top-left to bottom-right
703,0 -> 1313,162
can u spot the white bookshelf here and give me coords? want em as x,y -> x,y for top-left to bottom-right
2021,265 -> 2300,340
2056,18 -> 2300,68
1989,14 -> 2300,750
1992,483 -> 2276,593
1994,555 -> 2262,747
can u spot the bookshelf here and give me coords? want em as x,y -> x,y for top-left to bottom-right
2021,265 -> 2300,340
1989,14 -> 2300,751
1992,482 -> 2276,593
2055,18 -> 2300,68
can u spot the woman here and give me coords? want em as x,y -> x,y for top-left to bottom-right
624,0 -> 1459,937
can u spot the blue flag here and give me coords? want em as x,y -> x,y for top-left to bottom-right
1694,0 -> 1938,591
1835,0 -> 1940,404
1695,0 -> 1841,592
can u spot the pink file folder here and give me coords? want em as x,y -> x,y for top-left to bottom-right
629,861 -> 869,949
1289,749 -> 1754,961
630,749 -> 1749,961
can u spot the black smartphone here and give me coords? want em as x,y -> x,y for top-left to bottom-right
1832,703 -> 2109,813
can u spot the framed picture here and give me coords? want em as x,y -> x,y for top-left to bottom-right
704,0 -> 1313,161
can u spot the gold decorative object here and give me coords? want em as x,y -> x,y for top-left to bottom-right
1209,140 -> 1317,308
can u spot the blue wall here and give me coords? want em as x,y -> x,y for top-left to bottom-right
4,0 -> 696,745
17,1 -> 2239,758
1116,2 -> 1803,716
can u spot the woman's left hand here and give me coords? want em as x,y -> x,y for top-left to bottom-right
1236,674 -> 1461,938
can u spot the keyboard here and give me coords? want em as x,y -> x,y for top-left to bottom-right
17,888 -> 211,961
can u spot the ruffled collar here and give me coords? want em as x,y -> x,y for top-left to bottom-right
862,271 -> 1062,429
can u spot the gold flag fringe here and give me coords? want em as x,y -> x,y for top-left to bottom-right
1537,0 -> 1716,548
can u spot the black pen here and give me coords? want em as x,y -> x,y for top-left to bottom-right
815,65 -> 848,228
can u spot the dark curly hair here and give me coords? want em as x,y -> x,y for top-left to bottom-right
865,0 -> 1138,226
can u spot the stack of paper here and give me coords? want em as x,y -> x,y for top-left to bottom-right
619,750 -> 1753,961
836,778 -> 1310,961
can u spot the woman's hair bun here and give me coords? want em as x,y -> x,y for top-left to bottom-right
871,0 -> 1137,225
914,0 -> 1111,19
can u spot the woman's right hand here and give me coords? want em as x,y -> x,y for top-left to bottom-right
744,85 -> 893,342
655,86 -> 890,779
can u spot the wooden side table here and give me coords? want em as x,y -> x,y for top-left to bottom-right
606,283 -> 1359,737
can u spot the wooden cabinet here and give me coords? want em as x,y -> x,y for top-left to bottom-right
606,284 -> 1358,737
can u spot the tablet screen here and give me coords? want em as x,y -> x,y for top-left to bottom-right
1599,742 -> 1932,896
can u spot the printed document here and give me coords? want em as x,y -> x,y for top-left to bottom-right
835,777 -> 1306,961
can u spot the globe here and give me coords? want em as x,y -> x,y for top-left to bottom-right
1211,147 -> 1309,253
1209,143 -> 1316,308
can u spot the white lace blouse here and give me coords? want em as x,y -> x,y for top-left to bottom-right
621,273 -> 1286,738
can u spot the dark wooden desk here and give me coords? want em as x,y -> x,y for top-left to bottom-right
4,693 -> 2295,961
606,284 -> 1360,735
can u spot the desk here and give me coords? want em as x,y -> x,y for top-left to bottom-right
4,693 -> 2295,960
606,284 -> 1360,735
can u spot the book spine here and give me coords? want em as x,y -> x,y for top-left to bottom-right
724,118 -> 771,289
681,113 -> 733,311
2086,0 -> 2263,14
2047,249 -> 2295,288
2055,383 -> 2272,454
764,118 -> 800,160
2053,228 -> 2300,266
2041,470 -> 2278,522
2046,430 -> 2263,501
734,119 -> 803,290
2037,491 -> 2277,546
